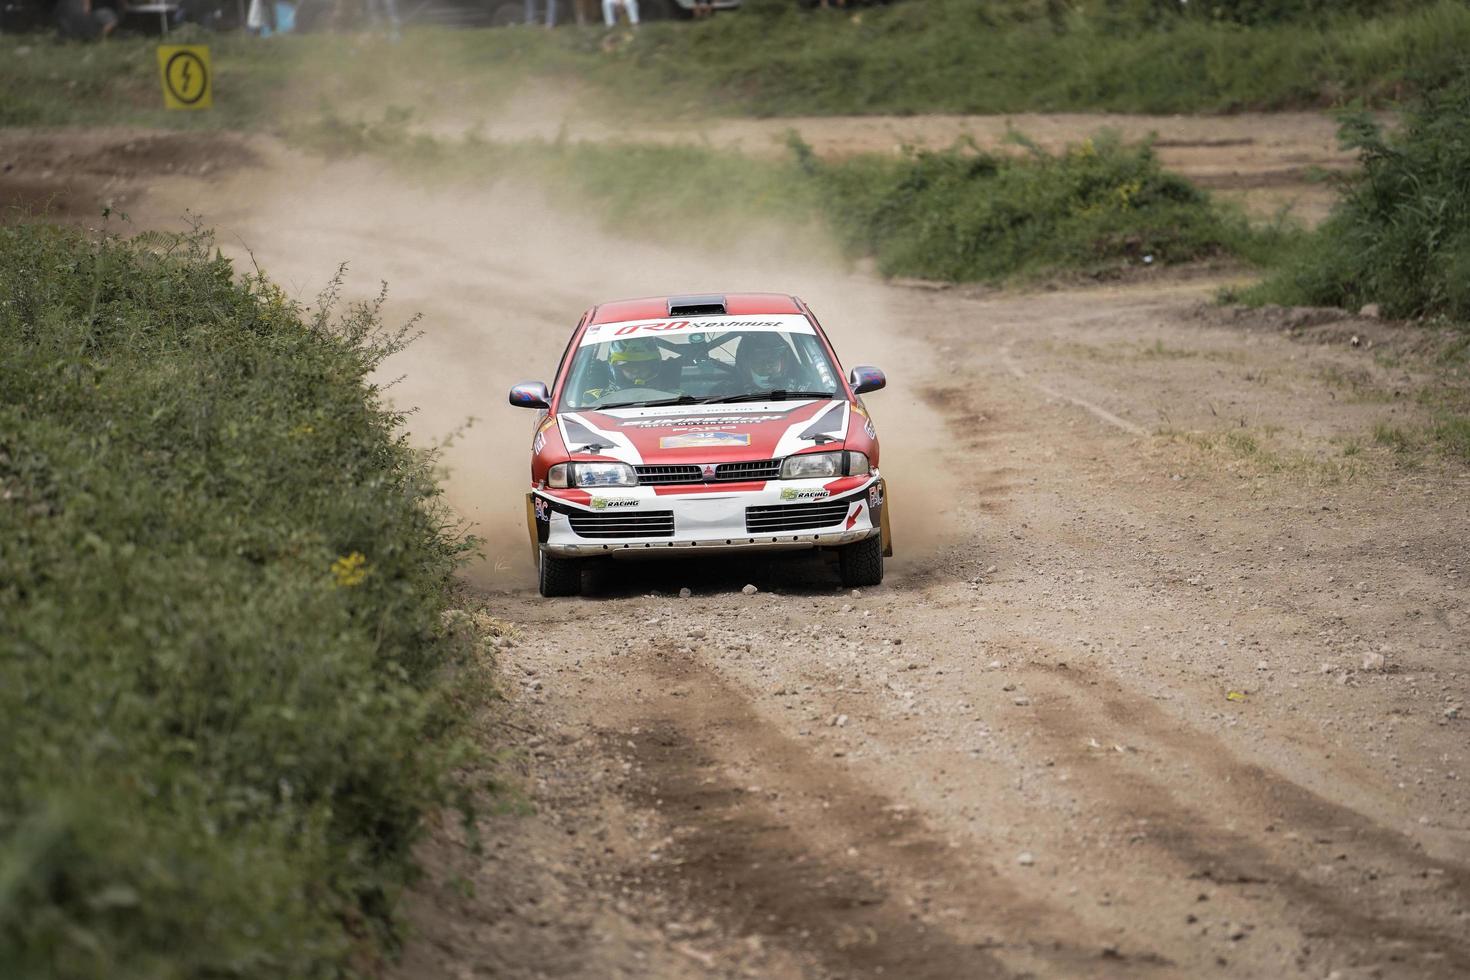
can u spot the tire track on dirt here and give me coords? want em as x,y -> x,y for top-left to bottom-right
1000,343 -> 1148,437
1013,658 -> 1470,977
609,644 -> 1167,979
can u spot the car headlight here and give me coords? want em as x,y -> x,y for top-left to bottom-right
547,462 -> 637,488
780,451 -> 871,479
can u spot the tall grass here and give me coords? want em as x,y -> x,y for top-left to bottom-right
3,1 -> 1469,127
1241,65 -> 1470,320
655,0 -> 1470,115
0,222 -> 478,978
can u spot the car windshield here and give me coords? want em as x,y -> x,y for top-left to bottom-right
561,326 -> 842,410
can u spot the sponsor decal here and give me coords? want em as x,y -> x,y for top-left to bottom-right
531,415 -> 556,454
864,418 -> 878,439
659,431 -> 752,450
868,484 -> 884,511
845,503 -> 864,530
580,315 -> 814,346
590,497 -> 640,510
533,497 -> 552,522
609,319 -> 783,337
619,413 -> 785,429
781,487 -> 831,502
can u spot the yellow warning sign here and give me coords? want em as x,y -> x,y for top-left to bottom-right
156,45 -> 212,110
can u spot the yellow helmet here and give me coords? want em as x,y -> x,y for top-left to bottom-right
608,338 -> 660,365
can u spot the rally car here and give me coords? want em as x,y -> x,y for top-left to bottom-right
509,293 -> 891,597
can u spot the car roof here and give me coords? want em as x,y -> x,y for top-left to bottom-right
586,293 -> 804,325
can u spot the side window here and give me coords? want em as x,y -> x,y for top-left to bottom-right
564,346 -> 612,408
793,335 -> 837,391
552,317 -> 586,393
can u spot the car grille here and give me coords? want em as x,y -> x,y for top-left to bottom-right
634,464 -> 703,486
634,460 -> 782,485
715,459 -> 782,481
568,510 -> 675,538
745,499 -> 851,534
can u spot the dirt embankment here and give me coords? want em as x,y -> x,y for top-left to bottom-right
2,107 -> 1363,231
3,127 -> 1464,980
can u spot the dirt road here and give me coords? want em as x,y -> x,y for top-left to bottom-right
395,279 -> 1468,980
4,129 -> 1465,979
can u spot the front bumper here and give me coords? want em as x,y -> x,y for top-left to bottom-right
527,476 -> 885,559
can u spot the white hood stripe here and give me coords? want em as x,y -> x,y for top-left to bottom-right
559,412 -> 644,465
773,401 -> 849,459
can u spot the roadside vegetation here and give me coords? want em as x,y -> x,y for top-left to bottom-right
803,131 -> 1288,281
4,0 -> 1470,127
643,0 -> 1469,116
0,222 -> 485,977
1240,67 -> 1470,322
296,112 -> 1294,284
1234,64 -> 1470,462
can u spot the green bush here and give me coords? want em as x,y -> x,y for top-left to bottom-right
1242,65 -> 1470,320
810,132 -> 1283,281
0,223 -> 474,978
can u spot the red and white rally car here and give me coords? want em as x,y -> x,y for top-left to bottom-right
509,293 -> 891,597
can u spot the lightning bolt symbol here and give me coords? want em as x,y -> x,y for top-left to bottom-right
180,62 -> 193,92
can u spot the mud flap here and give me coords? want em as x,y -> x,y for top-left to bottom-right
525,493 -> 540,570
880,480 -> 894,557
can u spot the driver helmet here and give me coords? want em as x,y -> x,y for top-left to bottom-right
737,333 -> 793,388
608,338 -> 662,386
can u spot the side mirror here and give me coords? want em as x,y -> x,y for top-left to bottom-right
849,365 -> 886,395
508,381 -> 550,409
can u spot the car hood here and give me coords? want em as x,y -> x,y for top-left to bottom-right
556,400 -> 850,465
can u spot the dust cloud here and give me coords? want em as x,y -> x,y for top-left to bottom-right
142,150 -> 959,588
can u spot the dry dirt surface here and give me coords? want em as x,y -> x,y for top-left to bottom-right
4,129 -> 1466,979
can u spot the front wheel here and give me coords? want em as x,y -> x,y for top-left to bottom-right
838,534 -> 884,587
538,551 -> 583,597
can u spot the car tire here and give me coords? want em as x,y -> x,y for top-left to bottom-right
538,551 -> 582,597
838,534 -> 884,587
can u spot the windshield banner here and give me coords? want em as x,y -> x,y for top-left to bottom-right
579,314 -> 816,347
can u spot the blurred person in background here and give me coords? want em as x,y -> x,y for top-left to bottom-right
524,0 -> 556,26
365,0 -> 399,36
56,0 -> 119,39
602,0 -> 635,27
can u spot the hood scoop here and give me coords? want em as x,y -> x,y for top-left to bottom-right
667,294 -> 727,317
